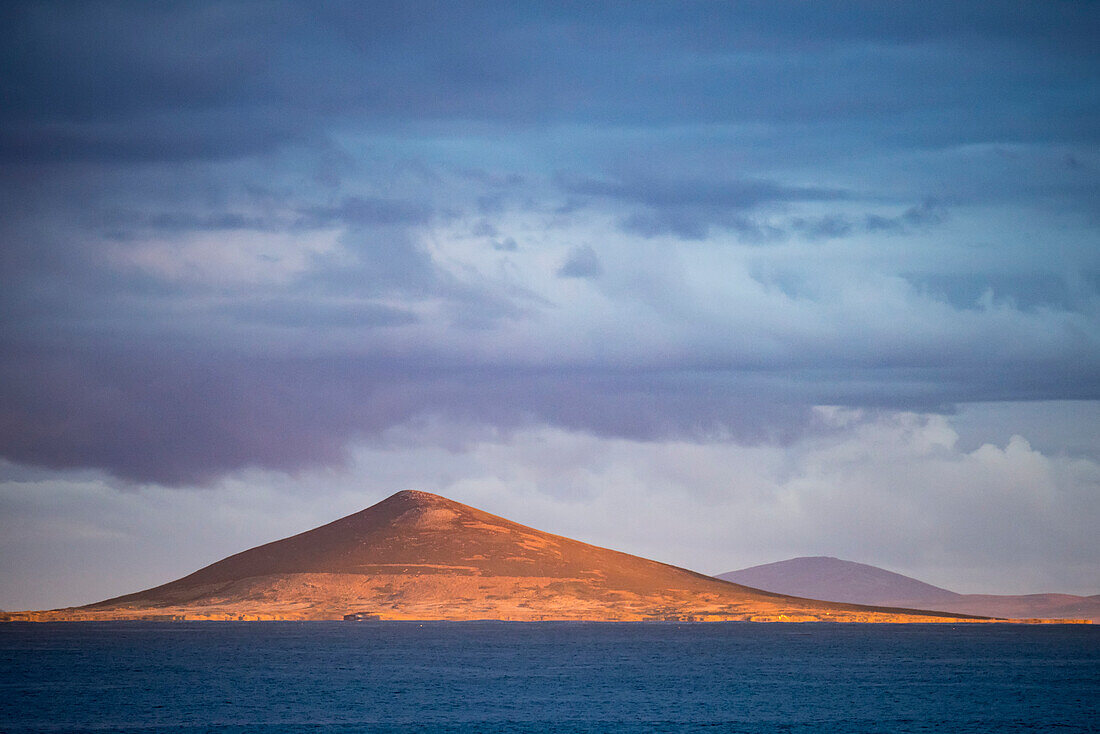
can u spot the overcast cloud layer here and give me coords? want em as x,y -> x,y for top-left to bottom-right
1,2 -> 1098,605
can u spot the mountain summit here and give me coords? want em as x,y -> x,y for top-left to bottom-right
1,491 -> 1048,622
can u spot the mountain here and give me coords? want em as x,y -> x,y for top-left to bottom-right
2,492 -> 1083,623
0,491 -> 994,623
718,557 -> 962,606
718,557 -> 1100,622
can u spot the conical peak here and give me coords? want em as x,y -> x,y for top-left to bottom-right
75,487 -> 996,624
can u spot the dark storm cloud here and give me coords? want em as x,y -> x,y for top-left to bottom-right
1,1 -> 1098,484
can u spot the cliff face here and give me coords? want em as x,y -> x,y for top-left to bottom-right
2,491 -> 1063,623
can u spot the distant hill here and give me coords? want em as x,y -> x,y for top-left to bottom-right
718,557 -> 961,605
718,557 -> 1099,622
1,492 -> 1000,623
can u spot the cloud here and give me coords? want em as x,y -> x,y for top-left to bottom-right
557,245 -> 603,279
904,273 -> 1082,312
790,216 -> 853,240
222,298 -> 418,329
0,149 -> 1096,484
4,1 -> 1096,169
562,174 -> 848,241
98,210 -> 276,235
619,211 -> 711,241
2,407 -> 1096,609
2,311 -> 1096,486
563,175 -> 848,210
0,114 -> 305,164
782,199 -> 947,243
354,409 -> 1100,597
470,220 -> 497,237
0,1 -> 1097,488
865,198 -> 947,233
298,196 -> 432,228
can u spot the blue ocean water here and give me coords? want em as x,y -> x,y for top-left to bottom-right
1,622 -> 1097,733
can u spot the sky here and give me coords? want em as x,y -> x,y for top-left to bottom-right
1,1 -> 1099,610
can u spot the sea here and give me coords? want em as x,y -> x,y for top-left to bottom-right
1,621 -> 1097,733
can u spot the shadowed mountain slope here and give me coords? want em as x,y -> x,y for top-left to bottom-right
719,557 -> 1099,622
2,492 -> 1078,622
